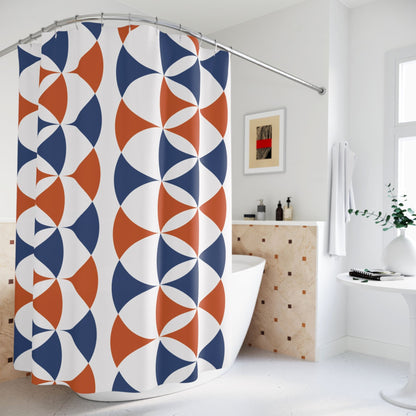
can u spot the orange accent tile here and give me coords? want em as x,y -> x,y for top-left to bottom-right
302,256 -> 307,261
9,240 -> 14,245
262,238 -> 266,242
26,372 -> 31,377
273,349 -> 278,353
8,279 -> 13,285
274,318 -> 278,322
274,225 -> 279,227
249,253 -> 253,256
302,290 -> 306,295
274,254 -> 278,259
302,323 -> 306,328
274,286 -> 278,291
302,226 -> 307,228
301,355 -> 306,360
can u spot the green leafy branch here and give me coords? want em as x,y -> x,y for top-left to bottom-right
348,183 -> 416,231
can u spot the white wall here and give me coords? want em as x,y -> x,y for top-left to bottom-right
0,0 -> 139,221
315,0 -> 349,360
213,0 -> 330,222
347,0 -> 416,358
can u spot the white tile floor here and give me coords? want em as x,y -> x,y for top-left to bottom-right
1,347 -> 415,416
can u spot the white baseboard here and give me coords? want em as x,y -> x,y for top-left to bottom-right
317,336 -> 409,362
347,336 -> 409,362
316,337 -> 348,361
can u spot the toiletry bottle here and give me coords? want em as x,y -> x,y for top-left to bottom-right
283,197 -> 293,221
275,201 -> 283,221
257,199 -> 266,220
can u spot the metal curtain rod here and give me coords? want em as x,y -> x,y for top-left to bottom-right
0,13 -> 326,95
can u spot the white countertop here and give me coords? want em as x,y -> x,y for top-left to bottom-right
232,220 -> 324,227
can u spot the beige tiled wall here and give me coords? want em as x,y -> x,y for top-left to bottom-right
0,223 -> 27,382
232,224 -> 317,361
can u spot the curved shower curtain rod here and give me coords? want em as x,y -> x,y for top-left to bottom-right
0,12 -> 326,95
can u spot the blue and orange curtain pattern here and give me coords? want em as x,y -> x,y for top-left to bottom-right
14,23 -> 230,394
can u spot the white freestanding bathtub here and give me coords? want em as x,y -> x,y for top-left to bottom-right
78,254 -> 265,402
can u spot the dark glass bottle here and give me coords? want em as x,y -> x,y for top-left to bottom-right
275,201 -> 283,220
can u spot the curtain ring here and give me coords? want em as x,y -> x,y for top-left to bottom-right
54,21 -> 58,38
155,16 -> 159,30
179,24 -> 182,41
74,15 -> 79,30
128,13 -> 131,32
214,39 -> 218,53
101,13 -> 104,27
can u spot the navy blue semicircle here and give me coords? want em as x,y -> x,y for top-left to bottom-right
201,51 -> 229,90
183,362 -> 198,383
156,341 -> 194,385
34,229 -> 63,277
159,32 -> 194,74
157,236 -> 193,283
112,261 -> 155,313
17,141 -> 36,172
41,31 -> 68,72
13,326 -> 32,361
35,219 -> 51,235
114,154 -> 156,205
199,234 -> 226,278
200,140 -> 227,185
199,330 -> 224,369
165,263 -> 198,306
81,22 -> 102,40
159,131 -> 195,179
32,322 -> 50,337
71,95 -> 102,147
169,60 -> 200,104
37,125 -> 66,175
69,203 -> 99,254
112,372 -> 139,393
18,47 -> 40,75
32,331 -> 62,380
15,232 -> 34,267
37,118 -> 54,134
166,162 -> 199,206
67,310 -> 97,362
116,45 -> 157,97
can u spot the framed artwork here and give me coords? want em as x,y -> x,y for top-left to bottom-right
244,109 -> 285,174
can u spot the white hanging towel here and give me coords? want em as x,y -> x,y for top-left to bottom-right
329,141 -> 356,256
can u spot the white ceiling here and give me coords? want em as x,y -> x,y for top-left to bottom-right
118,0 -> 380,34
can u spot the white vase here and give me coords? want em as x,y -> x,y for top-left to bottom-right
383,229 -> 416,276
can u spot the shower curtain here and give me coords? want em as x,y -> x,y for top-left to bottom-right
14,22 -> 230,394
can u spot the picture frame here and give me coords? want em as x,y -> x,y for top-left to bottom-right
244,108 -> 285,174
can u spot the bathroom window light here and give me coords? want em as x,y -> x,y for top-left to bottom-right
398,59 -> 416,123
385,46 -> 416,242
397,137 -> 416,241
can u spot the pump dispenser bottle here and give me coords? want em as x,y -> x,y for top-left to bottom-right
275,201 -> 283,220
257,199 -> 266,220
283,197 -> 293,221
